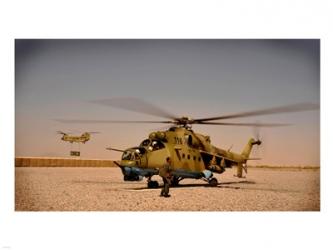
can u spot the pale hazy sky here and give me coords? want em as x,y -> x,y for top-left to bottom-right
15,39 -> 320,165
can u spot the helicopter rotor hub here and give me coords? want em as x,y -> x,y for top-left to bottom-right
174,116 -> 194,126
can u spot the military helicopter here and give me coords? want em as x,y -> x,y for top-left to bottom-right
57,131 -> 99,144
57,98 -> 318,188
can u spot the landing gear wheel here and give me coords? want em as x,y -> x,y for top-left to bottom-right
209,177 -> 218,187
147,180 -> 159,189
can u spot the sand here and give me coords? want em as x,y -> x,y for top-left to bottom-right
15,167 -> 320,211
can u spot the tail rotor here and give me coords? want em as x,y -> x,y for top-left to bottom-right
252,123 -> 264,159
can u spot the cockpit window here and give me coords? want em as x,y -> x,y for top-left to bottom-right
151,140 -> 165,151
133,152 -> 139,160
140,139 -> 165,151
122,151 -> 132,160
134,147 -> 146,155
140,139 -> 151,147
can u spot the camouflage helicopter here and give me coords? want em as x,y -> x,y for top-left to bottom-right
57,131 -> 99,144
57,98 -> 318,188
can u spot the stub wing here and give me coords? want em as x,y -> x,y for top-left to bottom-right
199,150 -> 238,168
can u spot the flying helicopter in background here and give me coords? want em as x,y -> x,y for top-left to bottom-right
57,131 -> 100,144
57,98 -> 319,188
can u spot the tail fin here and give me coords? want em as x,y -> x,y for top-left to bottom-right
241,138 -> 261,158
237,138 -> 261,178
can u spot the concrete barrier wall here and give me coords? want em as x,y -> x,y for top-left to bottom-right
15,157 -> 117,167
15,157 -> 319,169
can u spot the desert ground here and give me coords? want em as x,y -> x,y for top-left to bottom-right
15,167 -> 320,211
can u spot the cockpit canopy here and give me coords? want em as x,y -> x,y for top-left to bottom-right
121,147 -> 146,161
140,139 -> 165,151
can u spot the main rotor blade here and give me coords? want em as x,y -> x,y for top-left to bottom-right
196,121 -> 290,127
55,119 -> 173,124
195,103 -> 319,122
90,97 -> 177,120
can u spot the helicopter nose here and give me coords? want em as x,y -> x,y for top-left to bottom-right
120,159 -> 137,167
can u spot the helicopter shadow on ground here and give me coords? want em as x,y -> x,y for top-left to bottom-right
123,180 -> 299,194
73,179 -> 299,194
125,180 -> 257,191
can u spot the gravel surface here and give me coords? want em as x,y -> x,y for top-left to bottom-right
15,167 -> 320,211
